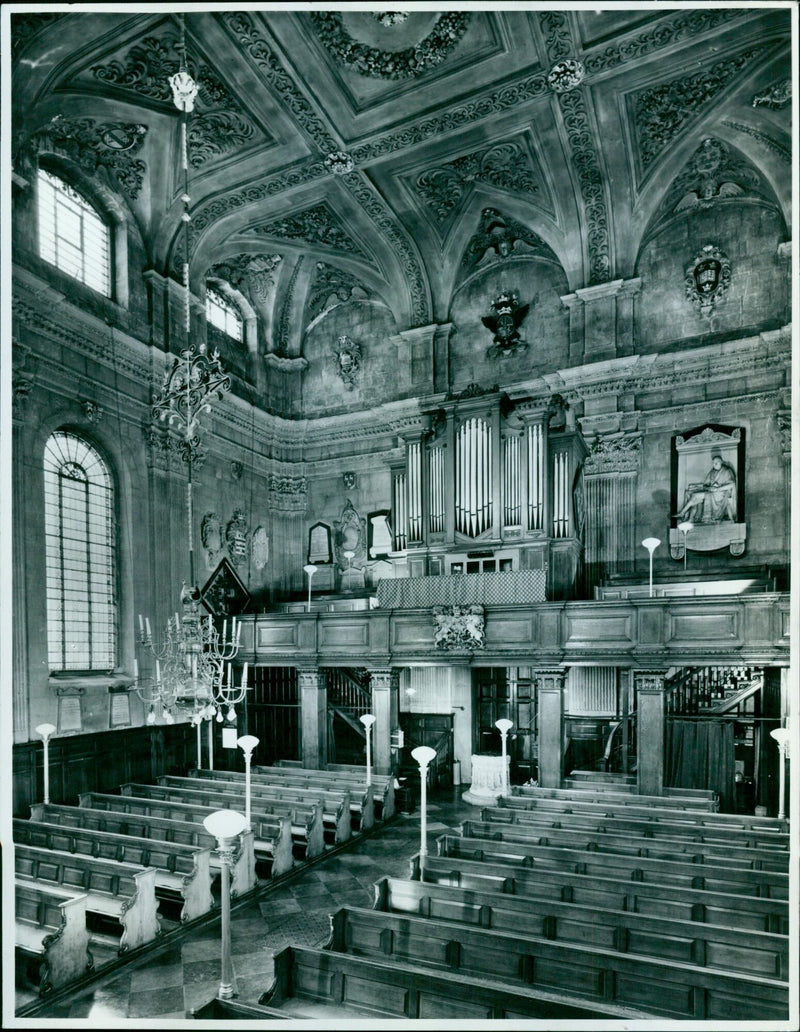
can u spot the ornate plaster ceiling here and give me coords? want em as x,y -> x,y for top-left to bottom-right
11,6 -> 792,335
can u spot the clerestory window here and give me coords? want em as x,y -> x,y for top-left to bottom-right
205,285 -> 243,342
37,168 -> 112,297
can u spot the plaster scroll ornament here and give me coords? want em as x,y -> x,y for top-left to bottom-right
252,526 -> 269,570
433,605 -> 485,650
752,79 -> 791,109
373,12 -> 408,27
34,115 -> 148,199
200,512 -> 223,569
482,290 -> 530,357
333,335 -> 362,388
310,11 -> 471,80
325,151 -> 355,175
685,245 -> 731,316
80,400 -> 104,423
225,509 -> 249,566
671,138 -> 756,214
547,59 -> 586,93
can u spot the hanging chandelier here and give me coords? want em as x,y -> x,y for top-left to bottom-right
133,17 -> 249,726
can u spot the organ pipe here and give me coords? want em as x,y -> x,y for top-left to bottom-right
503,434 -> 521,527
554,451 -> 570,538
393,472 -> 407,550
455,417 -> 492,537
527,423 -> 544,531
407,442 -> 422,543
429,446 -> 445,534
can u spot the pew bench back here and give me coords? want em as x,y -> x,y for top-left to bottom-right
15,881 -> 93,995
416,853 -> 789,935
77,793 -> 258,896
14,817 -> 214,922
374,876 -> 789,980
14,843 -> 161,953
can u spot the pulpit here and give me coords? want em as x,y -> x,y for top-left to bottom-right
462,753 -> 510,806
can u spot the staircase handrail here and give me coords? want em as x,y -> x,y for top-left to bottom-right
707,671 -> 764,714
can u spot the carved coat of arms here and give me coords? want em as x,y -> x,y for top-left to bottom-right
201,512 -> 223,569
225,509 -> 249,566
433,605 -> 485,650
685,244 -> 731,315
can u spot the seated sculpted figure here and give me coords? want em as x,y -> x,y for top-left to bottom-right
676,454 -> 737,523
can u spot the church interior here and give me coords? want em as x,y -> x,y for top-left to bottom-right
3,3 -> 797,1027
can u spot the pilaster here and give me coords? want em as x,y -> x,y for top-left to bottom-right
635,670 -> 668,797
369,668 -> 399,774
536,669 -> 565,788
298,667 -> 327,769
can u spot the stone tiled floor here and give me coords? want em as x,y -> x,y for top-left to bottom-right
18,789 -> 478,1023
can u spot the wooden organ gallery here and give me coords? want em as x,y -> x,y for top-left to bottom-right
4,3 -> 797,1027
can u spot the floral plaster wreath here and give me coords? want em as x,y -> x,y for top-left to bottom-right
310,11 -> 471,80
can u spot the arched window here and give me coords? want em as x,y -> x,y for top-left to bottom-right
205,285 -> 243,342
44,431 -> 117,672
37,168 -> 111,297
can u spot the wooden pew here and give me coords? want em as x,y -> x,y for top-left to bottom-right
16,816 -> 214,923
447,831 -> 789,900
267,762 -> 396,820
240,766 -> 380,828
322,905 -> 787,1021
77,793 -> 259,895
260,944 -> 655,1021
188,768 -> 376,832
15,882 -> 93,995
14,843 -> 161,954
499,793 -> 789,833
373,876 -> 789,981
139,776 -> 351,846
566,772 -> 716,800
466,816 -> 789,873
512,784 -> 719,812
41,799 -> 295,880
416,853 -> 789,935
482,804 -> 790,857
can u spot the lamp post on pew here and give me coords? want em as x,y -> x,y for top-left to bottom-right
303,564 -> 318,613
237,735 -> 260,828
770,726 -> 790,821
411,746 -> 437,873
495,718 -> 514,798
641,537 -> 660,598
35,723 -> 57,805
203,809 -> 248,1001
359,713 -> 376,787
677,521 -> 693,572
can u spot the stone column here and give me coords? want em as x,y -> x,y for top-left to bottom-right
536,670 -> 566,788
369,668 -> 398,774
635,670 -> 668,796
298,667 -> 326,769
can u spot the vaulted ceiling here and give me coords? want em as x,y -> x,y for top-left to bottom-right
12,7 -> 792,334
